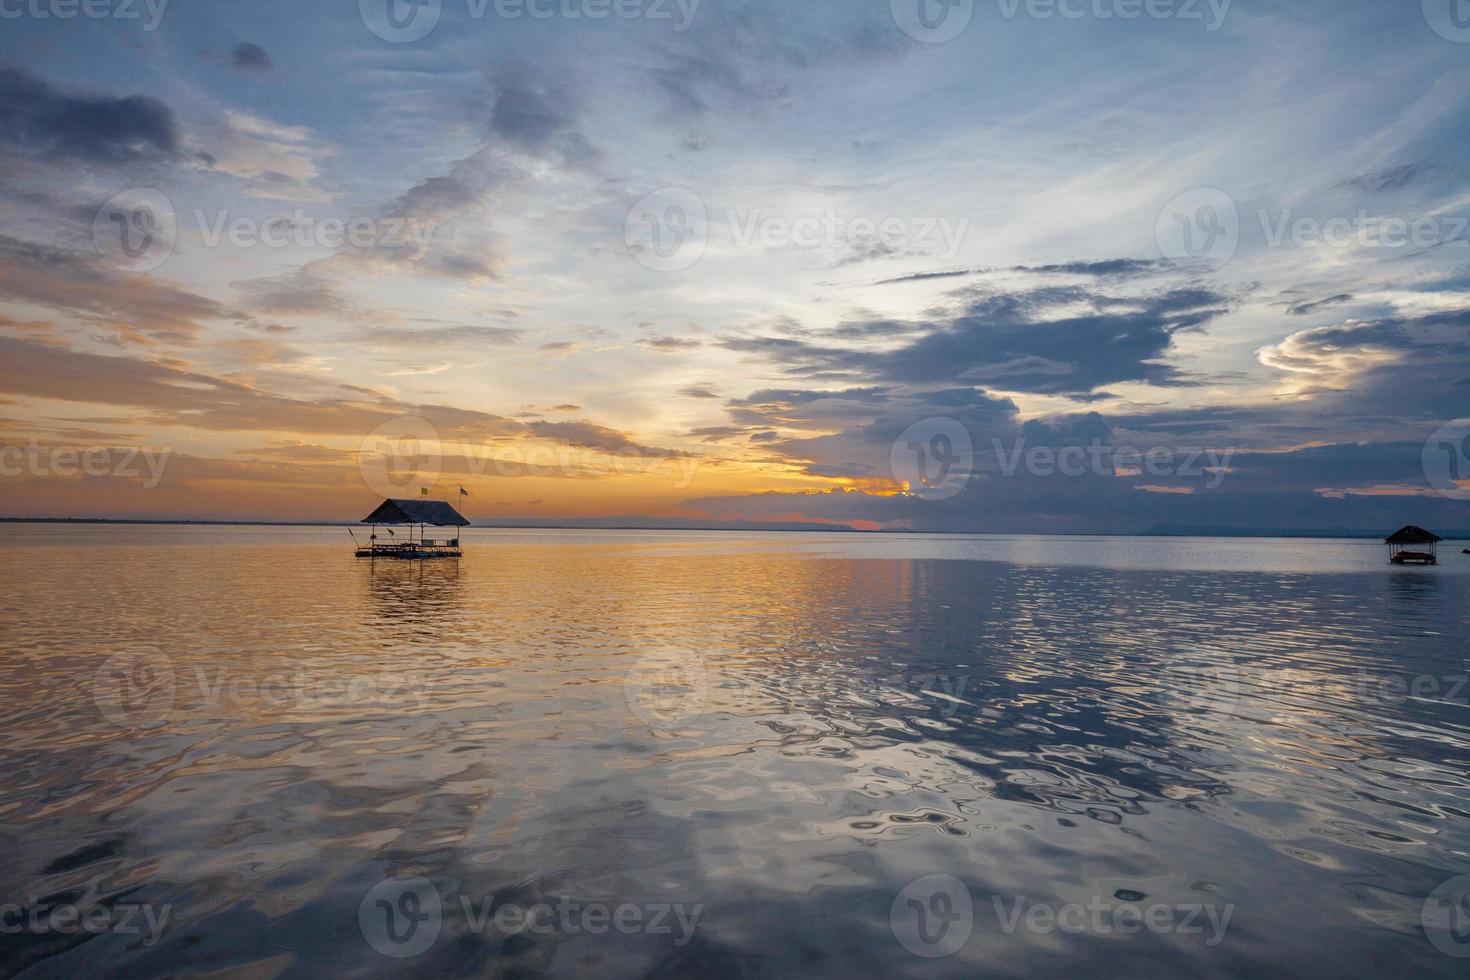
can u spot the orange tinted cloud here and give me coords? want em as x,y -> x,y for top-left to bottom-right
0,236 -> 236,344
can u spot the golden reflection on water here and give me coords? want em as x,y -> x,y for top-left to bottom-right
0,526 -> 1467,976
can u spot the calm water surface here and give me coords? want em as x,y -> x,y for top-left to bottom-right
1,525 -> 1468,977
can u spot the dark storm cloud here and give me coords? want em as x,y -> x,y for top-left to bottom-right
690,433 -> 1468,536
1018,411 -> 1114,445
1223,441 -> 1431,493
1106,308 -> 1470,448
1269,318 -> 1418,361
1104,406 -> 1278,437
0,69 -> 178,164
1265,309 -> 1470,422
725,385 -> 1019,481
692,478 -> 1470,536
694,295 -> 1470,534
703,272 -> 1257,508
231,43 -> 274,72
724,285 -> 1231,395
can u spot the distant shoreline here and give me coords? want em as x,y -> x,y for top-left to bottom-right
2,516 -> 1465,540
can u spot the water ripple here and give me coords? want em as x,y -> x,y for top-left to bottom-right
0,526 -> 1467,976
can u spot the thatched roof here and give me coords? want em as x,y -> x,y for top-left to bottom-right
361,498 -> 470,527
1384,525 -> 1441,545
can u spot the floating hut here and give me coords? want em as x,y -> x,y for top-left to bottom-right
1384,525 -> 1441,565
355,498 -> 470,559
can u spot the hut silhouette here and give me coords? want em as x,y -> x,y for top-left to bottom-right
1384,525 -> 1441,565
355,498 -> 470,560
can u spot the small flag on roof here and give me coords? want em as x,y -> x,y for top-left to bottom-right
460,486 -> 469,497
421,487 -> 429,496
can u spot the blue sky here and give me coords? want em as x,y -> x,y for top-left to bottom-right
0,0 -> 1467,529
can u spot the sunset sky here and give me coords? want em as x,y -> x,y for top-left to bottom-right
1,0 -> 1468,530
